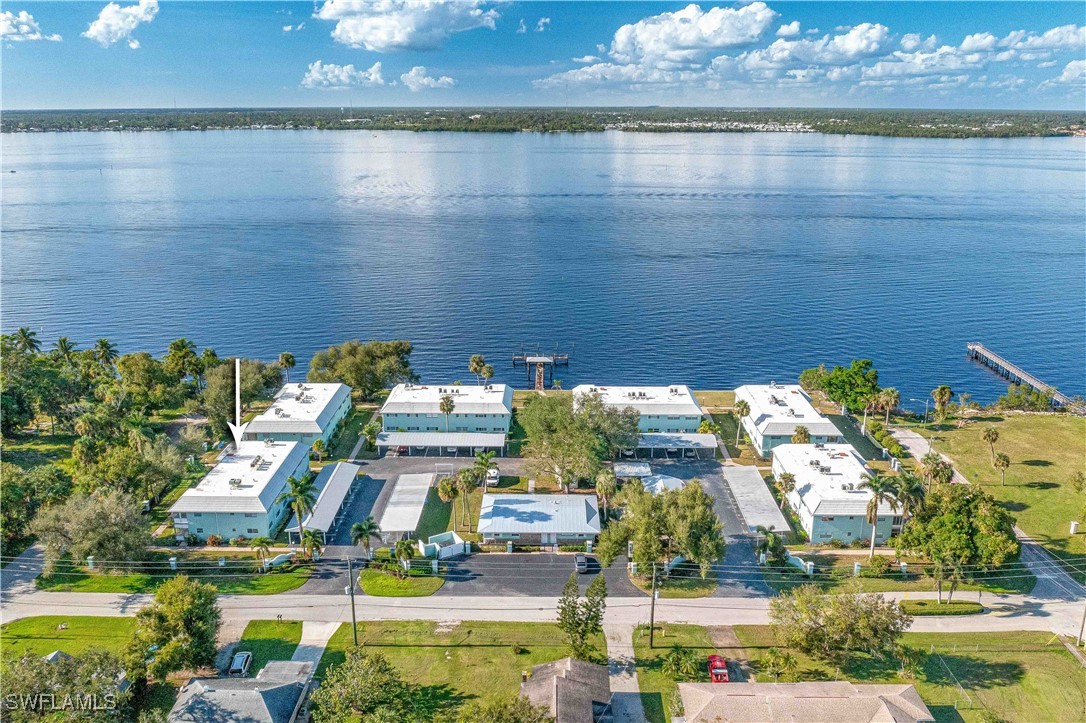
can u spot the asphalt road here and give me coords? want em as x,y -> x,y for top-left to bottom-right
438,553 -> 645,597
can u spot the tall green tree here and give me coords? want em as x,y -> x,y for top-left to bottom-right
665,482 -> 726,577
790,426 -> 811,444
595,468 -> 618,520
278,351 -> 296,382
895,472 -> 926,517
982,426 -> 1000,462
480,364 -> 495,387
556,573 -> 607,660
520,394 -> 600,492
32,490 -> 149,575
859,473 -> 899,558
307,340 -> 417,401
993,452 -> 1011,486
895,484 -> 1018,602
774,472 -> 796,509
468,354 -> 486,385
576,390 -> 641,459
823,359 -> 880,411
249,536 -> 273,569
350,517 -> 381,558
437,476 -> 460,530
2,648 -> 133,720
94,338 -> 119,366
13,327 -> 41,353
54,336 -> 78,363
308,650 -> 409,723
163,338 -> 199,382
276,474 -> 318,548
931,385 -> 954,422
880,387 -> 900,423
125,575 -> 221,682
201,358 -> 283,436
439,393 -> 456,432
455,469 -> 475,532
455,695 -> 553,723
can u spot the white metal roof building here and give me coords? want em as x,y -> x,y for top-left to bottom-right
478,494 -> 601,544
170,440 -> 310,541
285,462 -> 360,543
243,382 -> 353,447
375,473 -> 434,541
639,474 -> 685,496
573,384 -> 703,433
719,465 -> 789,534
381,383 -> 513,435
772,444 -> 900,545
376,431 -> 507,457
634,432 -> 718,459
735,383 -> 843,456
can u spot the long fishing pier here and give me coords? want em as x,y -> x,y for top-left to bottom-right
967,342 -> 1083,414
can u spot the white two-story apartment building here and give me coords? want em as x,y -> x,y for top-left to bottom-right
243,382 -> 352,448
169,440 -> 310,541
377,383 -> 513,456
735,383 -> 844,457
572,384 -> 702,433
772,443 -> 900,545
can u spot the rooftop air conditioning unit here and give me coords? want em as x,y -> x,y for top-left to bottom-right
297,383 -> 304,389
770,380 -> 777,387
229,478 -> 242,489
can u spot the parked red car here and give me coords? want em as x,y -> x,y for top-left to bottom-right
707,655 -> 729,683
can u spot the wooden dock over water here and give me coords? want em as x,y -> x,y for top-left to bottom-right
967,342 -> 1083,414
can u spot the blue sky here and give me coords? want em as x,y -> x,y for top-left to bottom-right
3,1 -> 1084,109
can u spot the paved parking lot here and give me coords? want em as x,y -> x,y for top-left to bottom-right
438,553 -> 645,597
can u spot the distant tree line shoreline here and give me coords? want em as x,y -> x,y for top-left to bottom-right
4,107 -> 1083,139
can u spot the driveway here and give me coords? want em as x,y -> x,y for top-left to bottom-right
438,553 -> 645,597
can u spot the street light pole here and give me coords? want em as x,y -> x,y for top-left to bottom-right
1078,599 -> 1085,648
649,562 -> 658,649
346,557 -> 358,647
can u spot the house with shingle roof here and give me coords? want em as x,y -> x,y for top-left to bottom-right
678,681 -> 935,722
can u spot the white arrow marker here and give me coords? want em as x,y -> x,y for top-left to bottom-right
226,357 -> 248,448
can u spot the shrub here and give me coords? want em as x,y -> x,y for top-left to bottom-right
851,538 -> 868,549
827,538 -> 847,549
233,535 -> 248,547
899,600 -> 983,616
511,643 -> 525,655
867,555 -> 892,577
206,535 -> 223,547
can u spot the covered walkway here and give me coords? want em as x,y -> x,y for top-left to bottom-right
285,462 -> 360,544
630,433 -> 718,459
375,473 -> 434,543
377,431 -> 506,457
720,465 -> 789,534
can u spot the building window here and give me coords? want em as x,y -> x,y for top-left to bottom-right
247,528 -> 258,534
196,528 -> 204,534
244,513 -> 257,518
192,513 -> 202,517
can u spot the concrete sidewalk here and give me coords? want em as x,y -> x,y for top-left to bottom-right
604,624 -> 647,723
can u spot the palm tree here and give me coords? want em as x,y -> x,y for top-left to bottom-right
859,473 -> 899,558
931,385 -> 953,422
661,645 -> 700,680
596,469 -> 617,520
54,336 -> 77,363
278,352 -> 296,382
881,387 -> 900,424
437,477 -> 459,529
94,338 -> 119,366
481,364 -> 494,387
791,425 -> 811,445
733,399 -> 750,447
249,536 -> 273,570
276,474 -> 318,547
774,473 -> 796,509
468,354 -> 486,385
13,327 -> 41,353
311,439 -> 325,462
439,394 -> 456,433
350,517 -> 381,559
763,647 -> 798,682
994,452 -> 1011,486
551,379 -> 563,391
982,427 -> 1000,462
123,412 -> 154,454
301,529 -> 324,560
394,538 -> 416,576
895,472 -> 926,517
455,469 -> 475,532
473,450 -> 496,482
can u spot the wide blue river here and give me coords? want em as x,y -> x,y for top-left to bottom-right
2,130 -> 1083,407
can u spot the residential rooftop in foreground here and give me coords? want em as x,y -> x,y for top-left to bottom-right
381,383 -> 513,415
572,384 -> 702,416
679,681 -> 934,723
170,440 -> 307,514
773,443 -> 888,516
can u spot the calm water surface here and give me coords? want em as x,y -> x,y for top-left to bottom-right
3,131 -> 1083,407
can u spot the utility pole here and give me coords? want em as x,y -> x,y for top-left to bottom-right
346,557 -> 358,647
1078,599 -> 1085,648
648,562 -> 658,649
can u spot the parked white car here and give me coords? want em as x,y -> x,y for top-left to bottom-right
485,467 -> 500,486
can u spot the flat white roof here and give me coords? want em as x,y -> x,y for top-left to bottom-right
170,441 -> 307,514
246,383 -> 351,435
377,431 -> 506,449
377,473 -> 433,534
478,494 -> 601,535
381,383 -> 513,416
613,461 -> 653,478
286,462 -> 359,534
735,384 -> 841,437
573,384 -> 702,416
640,474 -> 685,495
638,433 -> 718,449
719,465 -> 789,534
773,444 -> 893,517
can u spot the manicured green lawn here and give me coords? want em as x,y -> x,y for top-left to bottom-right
826,413 -> 883,460
416,481 -> 483,542
906,414 -> 1086,583
36,553 -> 312,594
2,432 -> 76,472
358,568 -> 444,597
711,413 -> 761,464
900,600 -> 983,616
693,390 -> 735,410
236,619 -> 302,673
632,624 -> 717,723
760,557 -> 1035,596
148,471 -> 203,532
1,616 -> 137,657
735,626 -> 1085,723
316,620 -> 605,717
630,573 -> 717,598
327,407 -> 378,461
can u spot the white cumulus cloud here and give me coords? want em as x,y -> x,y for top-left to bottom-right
776,21 -> 800,38
301,60 -> 384,89
536,18 -> 550,33
283,22 -> 305,32
572,55 -> 600,64
314,0 -> 497,52
400,65 -> 456,91
516,18 -> 526,34
83,0 -> 158,49
1,10 -> 62,41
